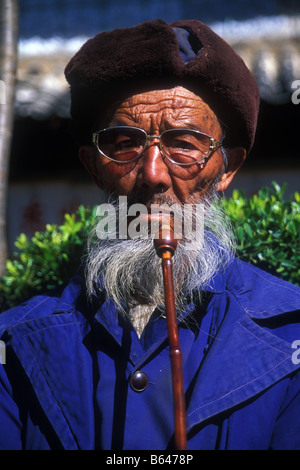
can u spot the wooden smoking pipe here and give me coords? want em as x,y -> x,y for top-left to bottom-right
154,223 -> 187,450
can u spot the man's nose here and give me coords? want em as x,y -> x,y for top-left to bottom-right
136,141 -> 172,193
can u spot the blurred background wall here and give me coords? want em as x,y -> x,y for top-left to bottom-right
6,0 -> 300,253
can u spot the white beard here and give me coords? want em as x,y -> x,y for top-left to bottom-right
84,191 -> 235,335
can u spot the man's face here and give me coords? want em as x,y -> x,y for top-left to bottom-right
84,87 -> 232,203
80,86 -> 246,229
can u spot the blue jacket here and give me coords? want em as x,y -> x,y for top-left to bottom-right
0,258 -> 300,450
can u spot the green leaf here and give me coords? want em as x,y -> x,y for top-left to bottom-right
243,223 -> 253,239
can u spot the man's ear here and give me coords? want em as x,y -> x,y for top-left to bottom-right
215,147 -> 247,193
78,145 -> 103,188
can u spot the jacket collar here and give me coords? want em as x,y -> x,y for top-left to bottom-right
186,297 -> 300,431
184,258 -> 300,429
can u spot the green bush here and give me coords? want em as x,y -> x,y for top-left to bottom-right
221,182 -> 300,285
0,205 -> 98,311
0,182 -> 299,311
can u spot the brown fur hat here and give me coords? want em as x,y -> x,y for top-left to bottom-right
65,19 -> 260,152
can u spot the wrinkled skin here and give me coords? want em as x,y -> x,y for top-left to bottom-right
79,86 -> 246,208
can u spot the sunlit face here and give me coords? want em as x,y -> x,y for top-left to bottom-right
80,86 -> 245,209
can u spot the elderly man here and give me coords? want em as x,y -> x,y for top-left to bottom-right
0,19 -> 300,451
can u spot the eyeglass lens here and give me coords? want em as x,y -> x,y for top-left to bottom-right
97,127 -> 144,162
96,127 -> 212,164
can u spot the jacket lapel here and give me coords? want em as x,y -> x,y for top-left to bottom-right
8,311 -> 94,450
186,307 -> 300,431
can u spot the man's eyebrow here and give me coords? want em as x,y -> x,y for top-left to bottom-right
164,121 -> 206,133
107,119 -> 218,136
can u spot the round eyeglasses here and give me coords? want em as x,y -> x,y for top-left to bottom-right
92,126 -> 222,166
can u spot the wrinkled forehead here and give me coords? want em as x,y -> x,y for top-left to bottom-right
100,86 -> 222,137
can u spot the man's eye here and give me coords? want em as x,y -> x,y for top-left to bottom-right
115,138 -> 136,151
173,139 -> 197,151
